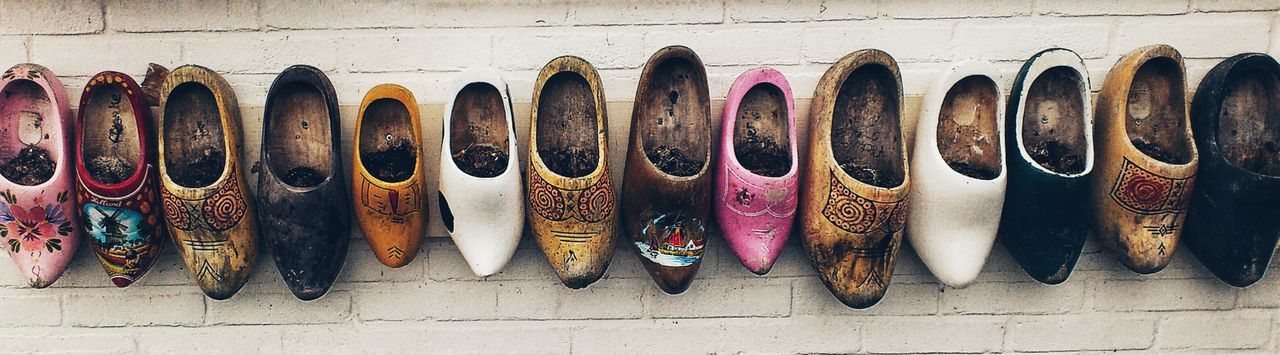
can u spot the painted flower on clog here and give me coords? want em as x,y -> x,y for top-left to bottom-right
0,191 -> 70,254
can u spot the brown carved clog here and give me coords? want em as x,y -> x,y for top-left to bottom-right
352,84 -> 427,268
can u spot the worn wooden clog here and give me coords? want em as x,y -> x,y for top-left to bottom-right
75,67 -> 169,288
715,67 -> 798,275
528,56 -> 618,289
800,49 -> 910,308
907,61 -> 1008,289
1184,53 -> 1280,287
998,49 -> 1095,285
158,65 -> 259,300
439,68 -> 524,277
257,65 -> 350,300
622,46 -> 713,294
0,63 -> 81,289
1091,45 -> 1198,274
352,84 -> 426,268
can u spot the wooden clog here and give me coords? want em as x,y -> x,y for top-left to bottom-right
352,84 -> 426,268
75,67 -> 169,287
439,68 -> 524,277
1091,45 -> 1198,274
907,61 -> 1008,289
527,56 -> 617,289
800,49 -> 909,308
158,65 -> 259,300
715,67 -> 798,275
1184,53 -> 1280,287
257,65 -> 350,300
998,49 -> 1095,285
0,63 -> 80,288
622,46 -> 713,294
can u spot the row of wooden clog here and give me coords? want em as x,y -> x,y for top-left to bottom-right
1,45 -> 1275,307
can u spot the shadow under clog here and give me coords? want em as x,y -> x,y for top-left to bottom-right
352,84 -> 427,268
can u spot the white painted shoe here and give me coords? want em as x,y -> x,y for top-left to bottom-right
438,68 -> 526,277
906,61 -> 1009,289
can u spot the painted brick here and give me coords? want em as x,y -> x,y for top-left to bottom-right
0,0 -> 104,35
64,287 -> 205,326
1155,311 -> 1273,350
427,241 -> 551,281
183,34 -> 340,74
0,295 -> 61,326
1239,273 -> 1280,308
261,0 -> 418,29
726,0 -> 878,22
794,278 -> 941,316
424,322 -> 573,354
566,1 -> 724,25
942,281 -> 1086,315
30,35 -> 182,77
644,29 -> 805,66
339,33 -> 493,73
1194,0 -> 1280,11
884,0 -> 1032,19
1091,278 -> 1237,311
953,19 -> 1112,60
206,286 -> 351,325
494,30 -> 644,71
495,278 -> 647,320
648,277 -> 792,318
862,316 -> 1006,353
282,325 -> 430,353
1113,13 -> 1273,58
1038,0 -> 1191,16
0,37 -> 28,65
105,0 -> 258,32
0,332 -> 136,354
1007,314 -> 1157,351
355,282 -> 498,321
135,327 -> 283,353
802,22 -> 956,64
421,1 -> 569,28
573,318 -> 861,353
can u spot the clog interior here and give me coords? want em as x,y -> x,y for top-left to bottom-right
163,82 -> 227,188
536,71 -> 599,178
1125,57 -> 1192,165
638,57 -> 709,177
1021,67 -> 1088,175
0,79 -> 60,186
832,64 -> 904,188
82,83 -> 143,185
938,75 -> 1002,180
450,82 -> 510,178
1218,61 -> 1280,175
733,82 -> 791,178
266,82 -> 333,188
358,98 -> 417,183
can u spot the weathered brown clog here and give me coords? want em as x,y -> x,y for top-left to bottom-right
352,84 -> 427,268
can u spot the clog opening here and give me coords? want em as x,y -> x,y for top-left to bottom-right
938,75 -> 1002,180
83,82 -> 143,185
266,82 -> 333,188
1125,57 -> 1192,165
639,57 -> 708,177
536,71 -> 599,178
450,82 -> 510,178
1021,66 -> 1087,175
832,64 -> 904,188
358,98 -> 417,183
0,80 -> 59,186
733,82 -> 791,178
1218,61 -> 1280,175
163,82 -> 227,189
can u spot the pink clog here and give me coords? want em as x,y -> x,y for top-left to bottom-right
714,68 -> 799,275
0,63 -> 81,288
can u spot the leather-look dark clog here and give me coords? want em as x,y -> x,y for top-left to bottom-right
622,46 -> 713,294
75,67 -> 169,288
159,65 -> 260,300
1090,45 -> 1198,274
257,65 -> 350,300
998,48 -> 1095,285
1184,53 -> 1280,287
800,49 -> 909,308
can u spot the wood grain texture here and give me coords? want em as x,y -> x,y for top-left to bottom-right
799,49 -> 909,308
351,84 -> 426,268
527,56 -> 618,289
1090,45 -> 1198,274
157,64 -> 259,300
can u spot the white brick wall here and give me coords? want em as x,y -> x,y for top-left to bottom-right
1,0 -> 1278,353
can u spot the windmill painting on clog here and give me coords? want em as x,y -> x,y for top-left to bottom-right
75,66 -> 170,287
527,56 -> 618,289
256,65 -> 351,300
1183,53 -> 1280,287
800,49 -> 910,308
997,49 -> 1095,285
0,63 -> 80,289
158,65 -> 260,300
352,84 -> 427,268
1091,45 -> 1198,274
907,61 -> 1008,289
715,67 -> 798,275
622,46 -> 713,294
439,68 -> 524,277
